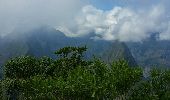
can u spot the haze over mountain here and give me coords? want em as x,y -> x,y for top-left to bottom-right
0,27 -> 137,66
0,27 -> 139,79
2,26 -> 170,68
0,0 -> 170,42
128,34 -> 170,68
1,1 -> 170,99
0,0 -> 170,68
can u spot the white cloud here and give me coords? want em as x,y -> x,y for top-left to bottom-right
59,4 -> 170,42
1,0 -> 170,42
0,0 -> 85,36
159,22 -> 170,40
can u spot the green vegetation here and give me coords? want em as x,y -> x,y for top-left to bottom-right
0,46 -> 170,99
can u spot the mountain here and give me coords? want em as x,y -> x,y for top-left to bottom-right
127,34 -> 170,68
2,27 -> 170,80
0,27 -> 137,67
103,41 -> 137,66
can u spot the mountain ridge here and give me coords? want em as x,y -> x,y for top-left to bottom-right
0,27 -> 137,67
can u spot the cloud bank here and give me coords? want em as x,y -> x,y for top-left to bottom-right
59,4 -> 170,42
0,0 -> 85,36
0,0 -> 170,42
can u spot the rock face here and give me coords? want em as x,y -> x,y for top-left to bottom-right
0,27 -> 137,67
102,41 -> 137,66
127,34 -> 170,68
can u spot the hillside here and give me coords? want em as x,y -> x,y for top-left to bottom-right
0,27 -> 136,67
128,34 -> 170,68
1,46 -> 170,99
102,41 -> 137,66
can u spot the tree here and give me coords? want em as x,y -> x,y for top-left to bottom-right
52,46 -> 88,78
4,56 -> 39,79
1,46 -> 170,99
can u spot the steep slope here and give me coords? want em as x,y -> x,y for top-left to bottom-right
127,35 -> 170,68
0,35 -> 29,65
0,27 -> 137,67
102,41 -> 137,66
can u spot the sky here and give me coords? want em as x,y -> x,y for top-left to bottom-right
0,0 -> 170,42
88,0 -> 162,10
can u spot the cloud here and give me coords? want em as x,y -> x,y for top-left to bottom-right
59,4 -> 170,42
0,0 -> 170,42
0,0 -> 85,36
159,22 -> 170,40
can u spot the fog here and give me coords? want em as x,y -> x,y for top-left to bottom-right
0,0 -> 170,42
59,4 -> 169,42
0,0 -> 85,36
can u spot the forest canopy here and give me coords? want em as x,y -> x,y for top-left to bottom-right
0,46 -> 170,100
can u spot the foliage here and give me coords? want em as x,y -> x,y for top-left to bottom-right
1,46 -> 170,99
128,68 -> 170,100
110,60 -> 142,95
4,56 -> 39,79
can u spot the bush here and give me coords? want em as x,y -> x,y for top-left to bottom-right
128,69 -> 170,100
4,56 -> 39,79
1,46 -> 170,99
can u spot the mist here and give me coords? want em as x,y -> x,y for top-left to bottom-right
59,4 -> 170,42
0,0 -> 85,36
0,0 -> 170,42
